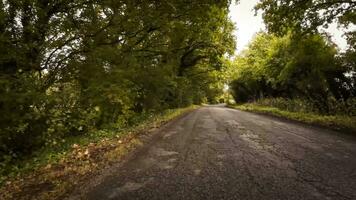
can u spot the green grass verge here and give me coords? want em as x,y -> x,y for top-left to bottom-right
228,103 -> 356,134
0,105 -> 198,200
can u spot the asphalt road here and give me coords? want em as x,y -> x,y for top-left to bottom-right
70,106 -> 356,200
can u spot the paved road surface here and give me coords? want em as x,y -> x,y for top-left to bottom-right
69,106 -> 356,200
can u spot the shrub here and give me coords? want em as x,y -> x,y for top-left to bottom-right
255,97 -> 356,116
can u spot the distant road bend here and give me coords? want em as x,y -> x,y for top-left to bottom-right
68,105 -> 356,200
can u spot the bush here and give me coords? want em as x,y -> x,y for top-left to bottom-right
255,97 -> 356,116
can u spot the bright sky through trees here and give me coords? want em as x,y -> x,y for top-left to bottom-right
229,0 -> 351,54
229,0 -> 265,53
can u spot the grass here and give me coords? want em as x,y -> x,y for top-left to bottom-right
228,103 -> 356,134
0,105 -> 198,200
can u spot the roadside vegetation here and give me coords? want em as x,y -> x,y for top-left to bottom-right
0,0 -> 234,198
0,106 -> 198,200
229,99 -> 356,133
228,0 -> 356,132
1,0 -> 355,198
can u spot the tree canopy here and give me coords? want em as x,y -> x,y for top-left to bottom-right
230,31 -> 355,113
0,0 -> 235,159
256,0 -> 356,35
228,0 -> 355,115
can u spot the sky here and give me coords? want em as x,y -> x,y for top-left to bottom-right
228,0 -> 350,54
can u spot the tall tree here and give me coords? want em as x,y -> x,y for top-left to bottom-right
0,0 -> 235,158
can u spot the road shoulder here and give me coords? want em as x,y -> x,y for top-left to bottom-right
0,106 -> 198,200
227,104 -> 356,135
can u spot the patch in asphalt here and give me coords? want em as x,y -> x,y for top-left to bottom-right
107,178 -> 154,199
150,147 -> 179,157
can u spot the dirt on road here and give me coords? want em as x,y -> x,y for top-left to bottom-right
67,106 -> 356,200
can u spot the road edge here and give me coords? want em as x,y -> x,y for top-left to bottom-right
0,106 -> 200,200
226,104 -> 356,135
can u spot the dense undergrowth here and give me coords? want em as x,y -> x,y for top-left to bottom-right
253,98 -> 356,116
229,98 -> 356,134
0,106 -> 197,199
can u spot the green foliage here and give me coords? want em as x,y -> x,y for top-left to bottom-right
0,1 -> 235,163
229,32 -> 355,114
0,105 -> 198,187
230,103 -> 356,134
256,0 -> 356,92
229,0 -> 356,128
256,0 -> 356,35
255,97 -> 356,116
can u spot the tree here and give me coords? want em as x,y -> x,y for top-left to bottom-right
254,0 -> 356,109
256,0 -> 356,35
0,0 -> 235,159
229,31 -> 352,112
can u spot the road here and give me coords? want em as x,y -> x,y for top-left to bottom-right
69,106 -> 356,200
